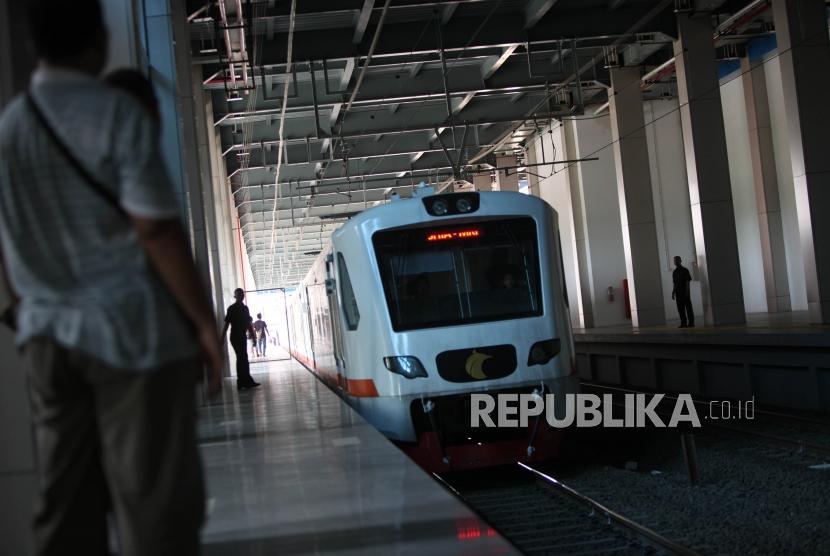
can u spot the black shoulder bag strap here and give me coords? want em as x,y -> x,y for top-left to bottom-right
25,91 -> 128,218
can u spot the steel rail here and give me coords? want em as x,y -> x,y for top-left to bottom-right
519,462 -> 701,556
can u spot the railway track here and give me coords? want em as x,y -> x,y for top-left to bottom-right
438,463 -> 701,556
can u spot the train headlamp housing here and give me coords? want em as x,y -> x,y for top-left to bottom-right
431,199 -> 449,215
455,197 -> 472,213
423,193 -> 480,217
384,356 -> 429,379
527,338 -> 561,366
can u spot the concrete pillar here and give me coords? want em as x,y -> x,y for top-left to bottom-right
674,11 -> 746,325
472,172 -> 492,191
495,155 -> 519,191
524,145 -> 541,197
192,66 -> 226,323
563,120 -> 596,328
771,0 -> 830,324
208,124 -> 241,304
144,0 -> 217,311
608,67 -> 666,327
741,56 -> 791,313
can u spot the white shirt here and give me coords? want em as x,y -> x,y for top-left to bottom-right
0,67 -> 198,370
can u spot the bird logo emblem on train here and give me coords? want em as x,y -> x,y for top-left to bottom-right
436,344 -> 518,383
465,350 -> 492,380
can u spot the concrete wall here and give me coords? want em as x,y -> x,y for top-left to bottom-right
719,70 -> 768,314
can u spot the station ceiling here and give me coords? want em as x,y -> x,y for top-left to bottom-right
187,0 -> 770,287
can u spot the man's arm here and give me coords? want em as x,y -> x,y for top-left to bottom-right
0,243 -> 19,329
131,216 -> 222,394
220,320 -> 229,342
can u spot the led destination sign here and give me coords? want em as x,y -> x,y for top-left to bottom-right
426,228 -> 482,242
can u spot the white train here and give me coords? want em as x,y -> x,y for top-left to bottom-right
286,187 -> 579,471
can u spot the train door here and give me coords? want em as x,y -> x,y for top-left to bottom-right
304,286 -> 316,370
325,253 -> 347,389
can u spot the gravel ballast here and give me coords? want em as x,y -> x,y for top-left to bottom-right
551,431 -> 830,555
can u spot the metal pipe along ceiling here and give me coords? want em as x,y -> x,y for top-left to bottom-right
343,0 -> 393,115
266,0 -> 297,285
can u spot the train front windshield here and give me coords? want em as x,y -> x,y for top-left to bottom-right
373,217 -> 543,331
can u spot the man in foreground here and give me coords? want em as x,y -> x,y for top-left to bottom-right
0,1 -> 221,554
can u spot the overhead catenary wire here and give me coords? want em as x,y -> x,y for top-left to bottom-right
343,0 -> 394,116
265,0 -> 297,287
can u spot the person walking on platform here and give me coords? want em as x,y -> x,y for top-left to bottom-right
0,1 -> 223,554
221,288 -> 260,389
672,256 -> 695,328
253,313 -> 270,357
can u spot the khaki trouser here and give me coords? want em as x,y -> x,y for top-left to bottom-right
24,338 -> 205,556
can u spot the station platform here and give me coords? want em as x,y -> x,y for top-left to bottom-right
573,311 -> 830,411
197,354 -> 517,555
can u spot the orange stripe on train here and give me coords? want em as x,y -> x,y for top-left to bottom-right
345,378 -> 379,398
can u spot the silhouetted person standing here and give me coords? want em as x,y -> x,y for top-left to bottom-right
672,256 -> 695,328
0,1 -> 222,554
253,313 -> 270,357
221,288 -> 260,390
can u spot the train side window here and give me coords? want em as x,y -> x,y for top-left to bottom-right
337,253 -> 360,330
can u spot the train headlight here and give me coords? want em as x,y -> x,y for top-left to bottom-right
455,197 -> 472,213
527,338 -> 561,366
383,356 -> 429,379
431,199 -> 449,216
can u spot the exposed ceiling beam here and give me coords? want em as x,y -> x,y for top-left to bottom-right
468,0 -> 675,165
453,91 -> 476,114
235,165 -> 455,192
218,79 -> 558,126
353,0 -> 375,44
221,112 -> 543,152
340,57 -> 357,90
249,7 -> 677,65
441,2 -> 460,25
481,44 -> 519,79
231,144 -> 495,174
525,0 -> 558,29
